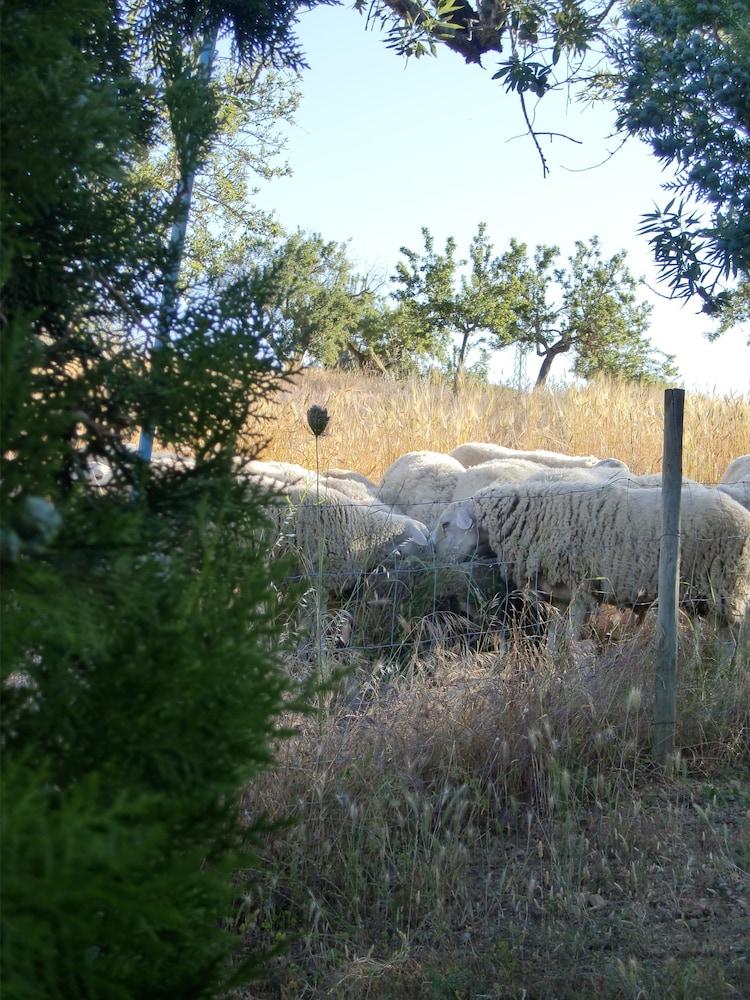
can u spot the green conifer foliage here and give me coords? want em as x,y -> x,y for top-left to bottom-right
1,1 -> 308,994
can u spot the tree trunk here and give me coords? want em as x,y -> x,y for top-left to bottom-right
137,30 -> 218,462
453,330 -> 471,393
534,340 -> 569,387
344,340 -> 387,375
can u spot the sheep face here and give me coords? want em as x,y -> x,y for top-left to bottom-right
431,500 -> 489,562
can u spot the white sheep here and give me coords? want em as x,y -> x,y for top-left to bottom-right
377,450 -> 466,528
719,481 -> 750,512
325,468 -> 379,494
720,455 -> 750,486
432,478 -> 750,630
718,456 -> 750,510
322,469 -> 380,503
243,460 -> 382,505
525,466 -> 621,485
150,450 -> 195,470
526,462 -> 702,492
85,457 -> 114,488
450,442 -> 599,470
242,459 -> 311,487
451,458 -> 545,501
592,458 -> 630,472
266,479 -> 431,592
84,448 -> 194,489
626,472 -> 702,489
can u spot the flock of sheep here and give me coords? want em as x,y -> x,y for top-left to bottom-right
246,444 -> 750,639
86,443 -> 750,641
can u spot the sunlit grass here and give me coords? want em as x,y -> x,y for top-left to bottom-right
246,369 -> 749,484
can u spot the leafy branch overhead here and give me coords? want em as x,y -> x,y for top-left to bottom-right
361,0 -> 614,70
609,0 -> 750,327
363,0 -> 750,329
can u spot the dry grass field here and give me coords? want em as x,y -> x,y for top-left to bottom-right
231,372 -> 750,999
246,370 -> 750,486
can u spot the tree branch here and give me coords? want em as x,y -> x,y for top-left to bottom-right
374,0 -> 490,64
519,91 -> 549,178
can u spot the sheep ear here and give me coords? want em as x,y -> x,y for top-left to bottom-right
455,507 -> 474,531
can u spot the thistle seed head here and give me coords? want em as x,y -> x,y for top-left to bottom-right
307,405 -> 330,437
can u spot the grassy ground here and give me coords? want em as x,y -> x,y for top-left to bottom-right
230,372 -> 750,998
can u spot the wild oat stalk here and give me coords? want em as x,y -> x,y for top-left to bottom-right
307,405 -> 330,688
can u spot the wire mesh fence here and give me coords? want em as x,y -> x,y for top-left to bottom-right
263,473 -> 750,661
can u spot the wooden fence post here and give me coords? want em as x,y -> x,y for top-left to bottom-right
654,388 -> 685,765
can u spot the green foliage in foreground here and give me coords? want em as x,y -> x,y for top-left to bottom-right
1,476 -> 301,997
0,0 -> 311,994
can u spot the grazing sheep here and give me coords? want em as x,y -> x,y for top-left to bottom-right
323,469 -> 380,502
150,450 -> 195,470
450,442 -> 599,470
451,458 -> 544,501
720,455 -> 750,486
84,449 -> 194,490
266,480 -> 431,592
432,478 -> 750,630
243,459 -> 311,487
325,468 -> 379,494
525,465 -> 702,491
85,457 -> 114,488
625,472 -> 701,489
592,458 -> 630,472
377,450 -> 466,528
525,466 -> 621,485
719,481 -> 750,512
718,456 -> 750,510
243,461 -> 381,504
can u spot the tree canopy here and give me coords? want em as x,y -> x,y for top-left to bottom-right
363,0 -> 750,330
262,230 -> 373,365
134,60 -> 301,284
608,0 -> 750,323
386,227 -> 675,388
509,237 -> 677,386
391,225 -> 528,389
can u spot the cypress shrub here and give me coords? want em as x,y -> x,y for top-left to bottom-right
1,1 -> 307,994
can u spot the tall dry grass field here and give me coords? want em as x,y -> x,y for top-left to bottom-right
231,372 -> 750,999
245,370 -> 750,483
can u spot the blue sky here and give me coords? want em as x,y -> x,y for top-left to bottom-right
252,4 -> 749,395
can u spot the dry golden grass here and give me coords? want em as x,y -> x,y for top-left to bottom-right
236,623 -> 750,999
245,370 -> 750,484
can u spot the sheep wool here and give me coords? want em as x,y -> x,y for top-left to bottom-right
271,481 -> 431,591
450,442 -> 599,470
526,466 -> 702,490
378,450 -> 466,528
719,482 -> 750,512
433,478 -> 750,626
720,455 -> 750,486
325,468 -> 379,494
452,458 -> 544,501
322,469 -> 380,502
243,459 -> 312,487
